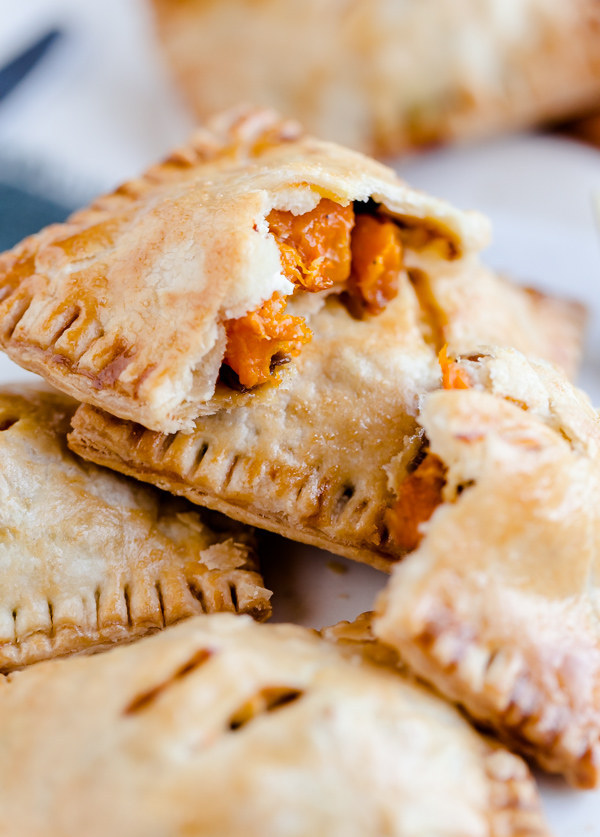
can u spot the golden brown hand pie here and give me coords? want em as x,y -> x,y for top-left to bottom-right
150,0 -> 600,155
0,613 -> 550,837
0,108 -> 583,434
68,260 -> 583,572
0,385 -> 270,671
375,348 -> 600,788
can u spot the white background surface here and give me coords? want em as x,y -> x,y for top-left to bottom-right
1,1 -> 600,832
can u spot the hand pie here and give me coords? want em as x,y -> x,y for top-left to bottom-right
0,613 -> 549,837
150,0 -> 600,154
375,348 -> 600,787
0,385 -> 270,671
0,108 -> 583,435
67,279 -> 582,572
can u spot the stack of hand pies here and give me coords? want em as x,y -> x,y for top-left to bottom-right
0,106 -> 597,835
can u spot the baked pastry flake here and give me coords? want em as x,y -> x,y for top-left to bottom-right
0,613 -> 550,836
0,385 -> 270,671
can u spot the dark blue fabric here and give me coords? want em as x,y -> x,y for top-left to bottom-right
0,182 -> 69,250
0,30 -> 61,103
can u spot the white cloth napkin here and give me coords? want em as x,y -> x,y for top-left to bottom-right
0,0 -> 192,205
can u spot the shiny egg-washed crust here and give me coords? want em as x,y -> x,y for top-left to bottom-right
0,107 -> 493,433
0,614 -> 550,837
151,0 -> 600,155
68,258 -> 584,572
0,385 -> 269,672
375,348 -> 600,788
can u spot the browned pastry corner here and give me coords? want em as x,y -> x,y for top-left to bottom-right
0,384 -> 270,671
150,0 -> 600,155
375,347 -> 600,788
0,614 -> 550,836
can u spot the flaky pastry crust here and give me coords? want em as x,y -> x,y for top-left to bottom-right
375,348 -> 600,787
151,0 -> 600,155
0,614 -> 550,836
0,385 -> 270,671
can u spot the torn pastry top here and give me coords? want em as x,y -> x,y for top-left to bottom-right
0,108 -> 489,432
383,343 -> 598,555
375,348 -> 600,787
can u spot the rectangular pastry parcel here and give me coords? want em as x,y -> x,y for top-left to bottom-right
0,108 -> 584,571
0,384 -> 270,671
0,108 -> 582,432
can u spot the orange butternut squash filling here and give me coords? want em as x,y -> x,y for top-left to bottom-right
385,350 -> 472,552
223,199 -> 404,389
385,453 -> 447,553
269,198 -> 355,290
223,294 -> 311,390
349,214 -> 403,315
439,345 -> 472,390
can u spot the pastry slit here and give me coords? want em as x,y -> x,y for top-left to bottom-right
64,322 -> 106,364
47,601 -> 54,638
94,588 -> 101,632
2,294 -> 33,340
155,581 -> 166,628
228,582 -> 238,613
55,326 -> 108,368
190,441 -> 210,476
223,454 -> 241,490
378,522 -> 391,548
336,484 -> 355,509
189,583 -> 206,612
45,305 -> 81,346
228,686 -> 305,731
334,487 -> 368,523
123,647 -> 213,715
123,586 -> 132,629
155,433 -> 177,460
